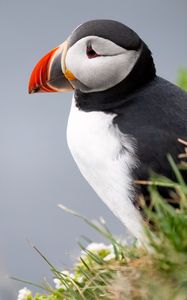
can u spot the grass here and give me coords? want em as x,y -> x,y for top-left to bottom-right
16,69 -> 187,300
16,156 -> 187,300
177,68 -> 187,92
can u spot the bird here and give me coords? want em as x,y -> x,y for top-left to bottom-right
28,19 -> 187,243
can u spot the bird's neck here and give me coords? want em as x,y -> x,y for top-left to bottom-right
74,43 -> 156,112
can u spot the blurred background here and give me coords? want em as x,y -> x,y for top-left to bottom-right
0,0 -> 187,298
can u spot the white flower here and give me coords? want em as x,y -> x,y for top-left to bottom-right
80,242 -> 117,262
53,270 -> 75,290
61,270 -> 75,280
76,275 -> 84,283
103,252 -> 116,261
17,287 -> 32,300
85,243 -> 113,253
53,278 -> 66,290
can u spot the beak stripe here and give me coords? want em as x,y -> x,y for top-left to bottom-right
29,47 -> 58,93
64,69 -> 76,81
28,41 -> 74,94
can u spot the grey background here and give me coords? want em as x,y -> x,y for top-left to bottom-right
0,0 -> 187,298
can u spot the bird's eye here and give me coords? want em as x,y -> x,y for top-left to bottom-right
86,45 -> 100,59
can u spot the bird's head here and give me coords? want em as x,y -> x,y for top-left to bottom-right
29,19 -> 156,97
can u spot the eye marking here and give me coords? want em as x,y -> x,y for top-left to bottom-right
86,45 -> 100,59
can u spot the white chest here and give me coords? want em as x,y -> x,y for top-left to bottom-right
66,97 -> 144,241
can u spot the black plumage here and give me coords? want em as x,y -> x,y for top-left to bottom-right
113,77 -> 187,184
76,74 -> 187,197
72,20 -> 187,200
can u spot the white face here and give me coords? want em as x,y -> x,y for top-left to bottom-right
65,36 -> 141,93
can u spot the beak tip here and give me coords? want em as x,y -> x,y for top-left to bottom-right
28,85 -> 41,94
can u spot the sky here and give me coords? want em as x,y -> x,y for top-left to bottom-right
0,0 -> 187,298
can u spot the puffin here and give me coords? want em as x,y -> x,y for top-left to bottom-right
28,19 -> 187,243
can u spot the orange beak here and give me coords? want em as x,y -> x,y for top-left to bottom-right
28,42 -> 74,94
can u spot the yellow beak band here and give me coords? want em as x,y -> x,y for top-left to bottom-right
64,69 -> 76,81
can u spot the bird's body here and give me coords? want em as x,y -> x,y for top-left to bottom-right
67,96 -> 143,239
29,19 -> 187,242
67,76 -> 187,240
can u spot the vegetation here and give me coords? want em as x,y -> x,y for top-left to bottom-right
177,68 -> 187,91
16,70 -> 187,300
